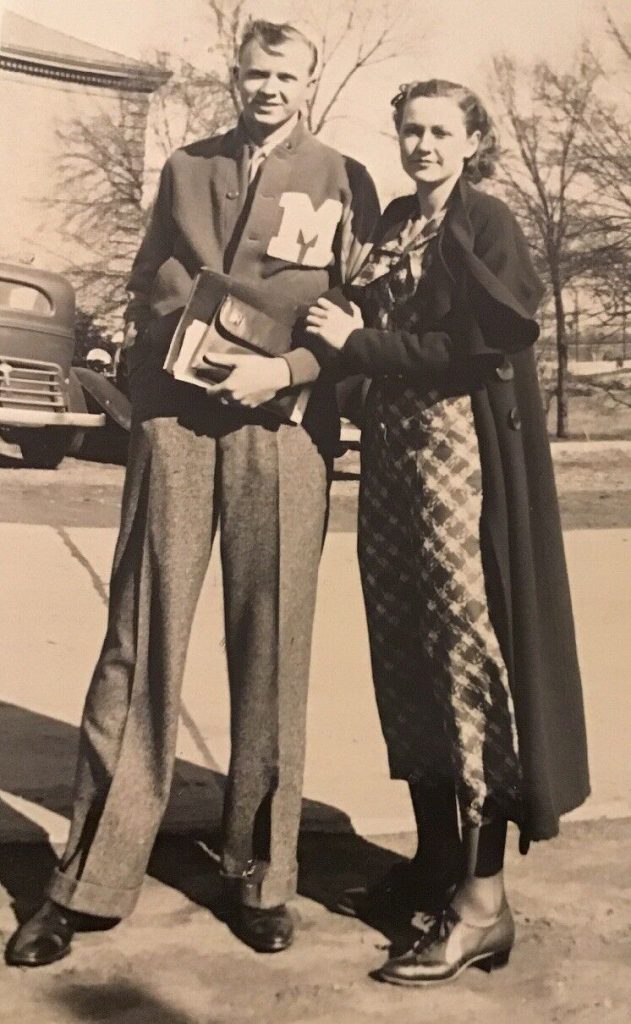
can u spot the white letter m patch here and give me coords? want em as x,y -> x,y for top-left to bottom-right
267,193 -> 343,267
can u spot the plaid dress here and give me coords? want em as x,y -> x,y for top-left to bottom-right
355,211 -> 522,827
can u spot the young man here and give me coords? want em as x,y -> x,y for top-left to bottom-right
6,20 -> 378,965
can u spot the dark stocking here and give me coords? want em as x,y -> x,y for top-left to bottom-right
408,778 -> 463,888
473,814 -> 507,879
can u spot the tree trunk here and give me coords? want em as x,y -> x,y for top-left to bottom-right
552,275 -> 569,438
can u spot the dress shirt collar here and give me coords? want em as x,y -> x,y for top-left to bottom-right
246,116 -> 299,183
245,113 -> 300,158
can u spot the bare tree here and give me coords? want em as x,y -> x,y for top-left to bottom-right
55,96 -> 151,321
199,0 -> 248,112
576,11 -> 631,353
490,51 -> 610,437
148,52 -> 235,162
605,7 -> 631,64
302,0 -> 406,136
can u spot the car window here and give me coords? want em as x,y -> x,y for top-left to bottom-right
0,281 -> 53,314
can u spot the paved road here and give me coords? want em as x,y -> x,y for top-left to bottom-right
2,440 -> 631,531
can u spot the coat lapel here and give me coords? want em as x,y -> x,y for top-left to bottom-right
446,179 -> 543,323
174,128 -> 244,268
420,177 -> 543,348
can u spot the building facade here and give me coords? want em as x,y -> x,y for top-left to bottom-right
0,11 -> 169,320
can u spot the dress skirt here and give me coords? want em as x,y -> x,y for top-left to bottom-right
358,380 -> 523,828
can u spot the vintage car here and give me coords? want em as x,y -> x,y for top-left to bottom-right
0,263 -> 130,468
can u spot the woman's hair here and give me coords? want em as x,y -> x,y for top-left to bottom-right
391,79 -> 499,182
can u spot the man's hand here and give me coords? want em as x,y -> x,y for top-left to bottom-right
203,353 -> 291,407
304,298 -> 363,350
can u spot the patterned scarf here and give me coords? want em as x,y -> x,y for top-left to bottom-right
353,206 -> 447,333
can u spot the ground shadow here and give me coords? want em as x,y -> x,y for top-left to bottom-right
75,421 -> 129,465
0,701 -> 407,939
49,978 -> 215,1024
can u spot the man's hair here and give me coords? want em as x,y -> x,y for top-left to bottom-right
237,19 -> 318,76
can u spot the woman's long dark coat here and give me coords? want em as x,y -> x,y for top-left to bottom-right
331,177 -> 590,845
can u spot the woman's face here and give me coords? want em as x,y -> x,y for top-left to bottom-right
398,95 -> 481,188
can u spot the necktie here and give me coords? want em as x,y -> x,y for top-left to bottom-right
247,144 -> 266,184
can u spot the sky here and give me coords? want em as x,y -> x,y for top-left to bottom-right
4,0 -> 628,71
3,0 -> 630,198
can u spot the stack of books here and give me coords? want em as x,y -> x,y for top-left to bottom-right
164,268 -> 311,423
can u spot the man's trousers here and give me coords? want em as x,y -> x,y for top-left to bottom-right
47,363 -> 329,916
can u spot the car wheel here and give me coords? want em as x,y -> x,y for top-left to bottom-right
19,430 -> 69,469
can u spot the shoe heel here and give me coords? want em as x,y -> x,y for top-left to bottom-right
478,948 -> 511,973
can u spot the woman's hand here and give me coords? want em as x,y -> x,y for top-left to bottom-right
202,353 -> 291,407
305,298 -> 363,350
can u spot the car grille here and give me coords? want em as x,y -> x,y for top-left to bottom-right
0,356 -> 67,412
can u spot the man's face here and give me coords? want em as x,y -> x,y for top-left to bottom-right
235,38 -> 315,138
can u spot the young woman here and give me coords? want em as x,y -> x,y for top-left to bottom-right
209,79 -> 589,987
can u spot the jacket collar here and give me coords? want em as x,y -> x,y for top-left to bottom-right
420,176 -> 542,331
445,177 -> 543,320
444,176 -> 475,251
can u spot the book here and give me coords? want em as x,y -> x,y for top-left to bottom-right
164,269 -> 311,424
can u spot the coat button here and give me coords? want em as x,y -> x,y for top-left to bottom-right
226,189 -> 240,199
496,360 -> 514,381
508,407 -> 521,430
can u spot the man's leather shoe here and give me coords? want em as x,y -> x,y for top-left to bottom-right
5,901 -> 75,967
230,903 -> 294,953
5,899 -> 119,967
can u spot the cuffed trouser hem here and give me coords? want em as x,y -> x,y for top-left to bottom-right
240,862 -> 299,910
46,868 -> 141,919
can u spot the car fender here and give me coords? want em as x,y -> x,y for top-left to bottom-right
72,366 -> 132,432
68,367 -> 89,414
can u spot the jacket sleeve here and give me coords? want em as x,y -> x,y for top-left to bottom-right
124,158 -> 176,327
329,321 -> 501,384
336,160 -> 381,284
284,324 -> 492,388
283,288 -> 360,385
283,345 -> 322,385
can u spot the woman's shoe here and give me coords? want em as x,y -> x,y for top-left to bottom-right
336,861 -> 457,919
374,901 -> 514,986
